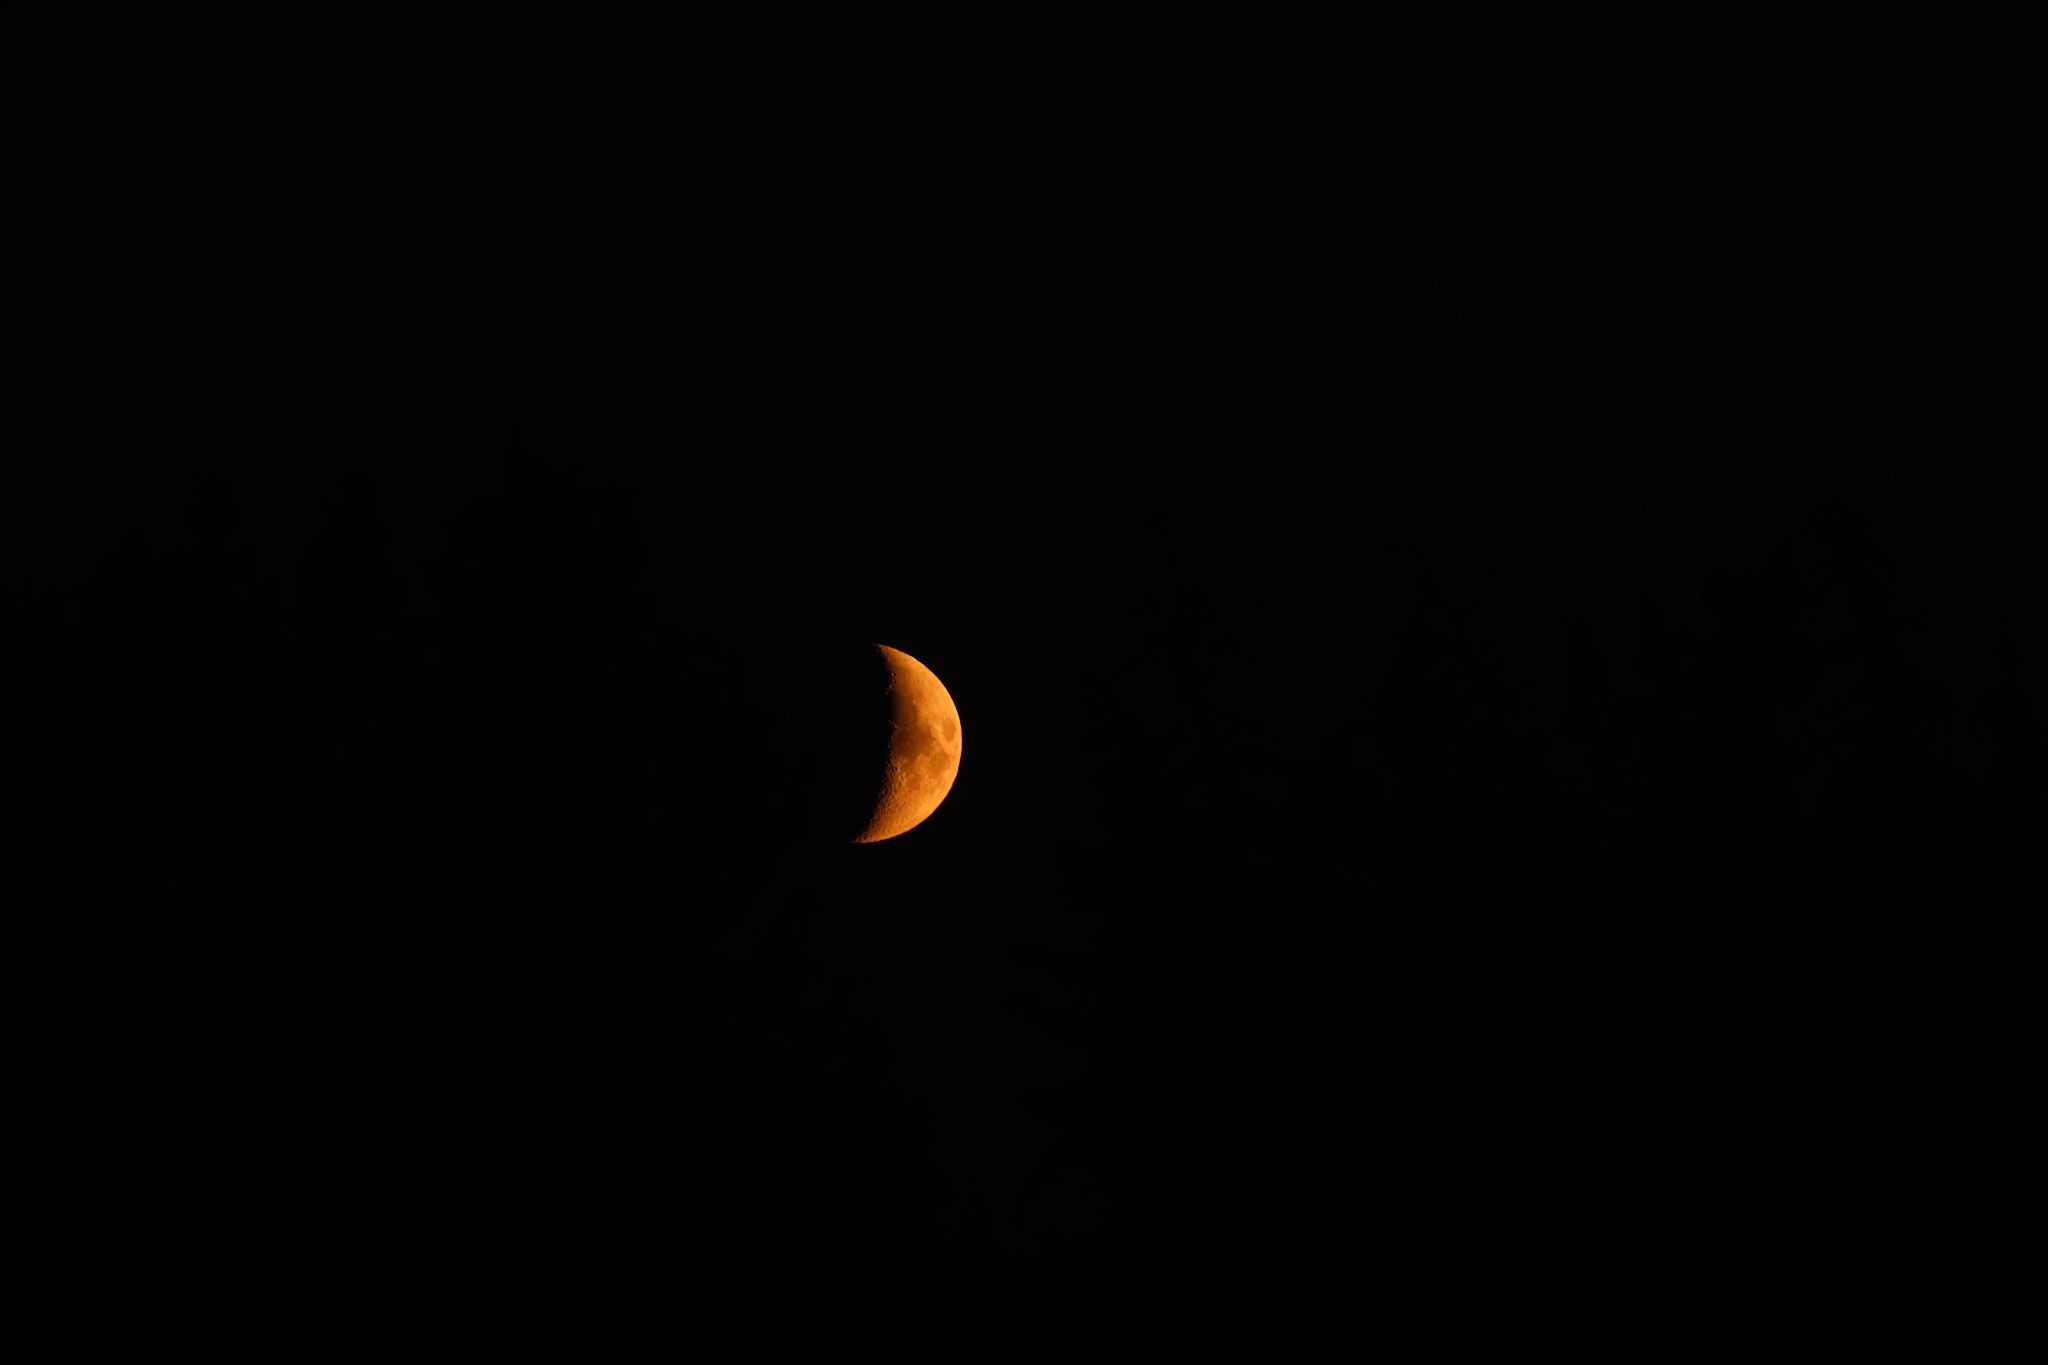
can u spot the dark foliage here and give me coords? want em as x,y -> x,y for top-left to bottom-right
7,445 -> 2032,1358
1017,497 -> 2039,1353
6,456 -> 961,1352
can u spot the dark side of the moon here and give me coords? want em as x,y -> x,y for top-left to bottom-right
752,637 -> 945,845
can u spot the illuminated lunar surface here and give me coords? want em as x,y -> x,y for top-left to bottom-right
853,644 -> 962,843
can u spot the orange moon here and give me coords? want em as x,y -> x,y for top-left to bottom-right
853,644 -> 963,844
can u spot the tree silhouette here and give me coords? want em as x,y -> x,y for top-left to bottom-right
10,453 -> 2024,1354
4,454 -> 979,1353
1534,497 -> 2032,1322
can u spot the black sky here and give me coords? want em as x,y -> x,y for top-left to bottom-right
7,14 -> 2032,1359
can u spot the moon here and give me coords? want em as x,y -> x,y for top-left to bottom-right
853,644 -> 963,844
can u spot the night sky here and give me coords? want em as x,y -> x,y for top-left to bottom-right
8,15 -> 2031,1359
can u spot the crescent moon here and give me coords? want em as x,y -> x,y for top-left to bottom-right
853,644 -> 963,844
